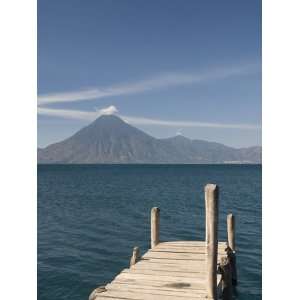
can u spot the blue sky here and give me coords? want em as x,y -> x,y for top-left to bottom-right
38,0 -> 261,148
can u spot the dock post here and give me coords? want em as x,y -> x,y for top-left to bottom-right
151,207 -> 160,248
227,213 -> 237,285
129,246 -> 140,267
219,256 -> 233,300
205,188 -> 209,244
205,184 -> 219,300
227,213 -> 235,251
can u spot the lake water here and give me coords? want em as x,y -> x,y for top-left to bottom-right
38,164 -> 261,300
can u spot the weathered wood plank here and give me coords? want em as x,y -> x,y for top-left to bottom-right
132,262 -> 205,272
149,247 -> 226,254
143,251 -> 207,260
115,272 -> 210,283
106,284 -> 207,296
106,282 -> 209,292
131,263 -> 206,272
155,241 -> 207,246
97,289 -> 204,300
111,278 -> 210,290
139,257 -> 224,265
137,258 -> 206,265
122,268 -> 208,278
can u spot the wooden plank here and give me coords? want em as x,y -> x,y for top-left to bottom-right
133,259 -> 204,272
97,290 -> 204,300
155,241 -> 207,246
114,272 -> 212,284
154,243 -> 227,249
153,241 -> 226,248
106,282 -> 208,292
106,284 -> 207,296
111,278 -> 209,290
139,257 -> 224,265
132,260 -> 204,272
149,248 -> 226,254
148,251 -> 225,258
122,268 -> 208,279
153,243 -> 227,254
143,251 -> 207,260
137,258 -> 206,266
131,263 -> 207,273
105,289 -> 205,298
111,274 -> 222,289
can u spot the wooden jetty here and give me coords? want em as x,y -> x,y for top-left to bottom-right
89,184 -> 237,300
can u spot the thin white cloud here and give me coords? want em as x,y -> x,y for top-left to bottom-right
38,63 -> 258,105
38,106 -> 261,130
121,115 -> 260,130
38,105 -> 117,120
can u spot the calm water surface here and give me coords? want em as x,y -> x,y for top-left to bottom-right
38,164 -> 261,300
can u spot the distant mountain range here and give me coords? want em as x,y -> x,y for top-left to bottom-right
38,115 -> 261,164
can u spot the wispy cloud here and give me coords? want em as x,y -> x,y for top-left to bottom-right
38,106 -> 261,130
122,115 -> 260,130
38,105 -> 117,120
38,63 -> 259,105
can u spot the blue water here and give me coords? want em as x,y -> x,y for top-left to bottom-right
38,164 -> 261,300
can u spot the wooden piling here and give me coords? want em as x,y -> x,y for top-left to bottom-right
205,188 -> 209,244
227,213 -> 235,251
205,184 -> 219,300
129,246 -> 140,267
227,213 -> 237,285
219,256 -> 233,300
151,207 -> 160,249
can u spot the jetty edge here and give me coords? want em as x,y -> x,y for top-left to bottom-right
89,183 -> 237,300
